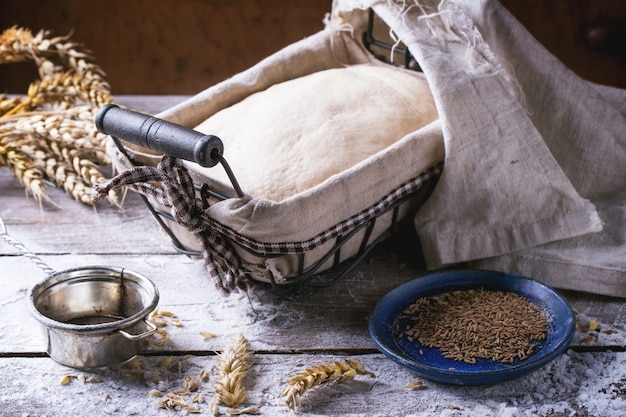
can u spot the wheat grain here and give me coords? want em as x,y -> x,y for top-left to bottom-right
59,375 -> 77,386
399,289 -> 548,364
158,392 -> 193,411
158,355 -> 173,368
403,380 -> 425,390
148,389 -> 164,397
210,400 -> 220,416
200,331 -> 217,340
281,359 -> 376,411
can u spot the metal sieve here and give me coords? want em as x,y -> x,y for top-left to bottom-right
1,216 -> 159,369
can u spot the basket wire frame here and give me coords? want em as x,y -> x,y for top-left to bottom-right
128,168 -> 437,291
362,8 -> 421,71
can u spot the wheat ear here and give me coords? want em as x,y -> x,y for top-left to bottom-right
213,334 -> 252,409
282,359 -> 376,411
0,139 -> 53,206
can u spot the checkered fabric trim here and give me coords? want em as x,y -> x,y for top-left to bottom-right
93,156 -> 242,293
93,156 -> 442,290
203,163 -> 443,254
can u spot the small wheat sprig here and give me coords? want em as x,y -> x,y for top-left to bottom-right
282,359 -> 376,411
213,334 -> 252,409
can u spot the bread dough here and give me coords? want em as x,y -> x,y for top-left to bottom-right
193,64 -> 438,201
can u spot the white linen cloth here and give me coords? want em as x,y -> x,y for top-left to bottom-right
331,0 -> 625,296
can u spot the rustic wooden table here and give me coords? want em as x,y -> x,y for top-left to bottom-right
1,96 -> 624,417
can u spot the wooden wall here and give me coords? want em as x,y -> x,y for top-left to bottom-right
1,0 -> 624,95
500,0 -> 625,89
0,0 -> 331,95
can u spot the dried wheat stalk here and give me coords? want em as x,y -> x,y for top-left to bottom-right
282,359 -> 376,411
213,334 -> 253,409
0,26 -> 117,206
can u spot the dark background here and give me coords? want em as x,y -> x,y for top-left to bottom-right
1,0 -> 624,95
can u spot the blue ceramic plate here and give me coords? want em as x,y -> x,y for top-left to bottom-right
369,270 -> 576,385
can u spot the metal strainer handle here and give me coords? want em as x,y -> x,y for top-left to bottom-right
0,216 -> 56,276
118,319 -> 158,341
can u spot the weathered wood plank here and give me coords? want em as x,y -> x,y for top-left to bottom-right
0,252 -> 409,353
1,350 -> 624,417
114,95 -> 189,115
0,169 -> 176,255
2,250 -> 624,355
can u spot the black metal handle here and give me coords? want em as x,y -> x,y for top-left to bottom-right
95,104 -> 223,167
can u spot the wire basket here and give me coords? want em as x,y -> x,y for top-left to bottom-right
96,9 -> 443,291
